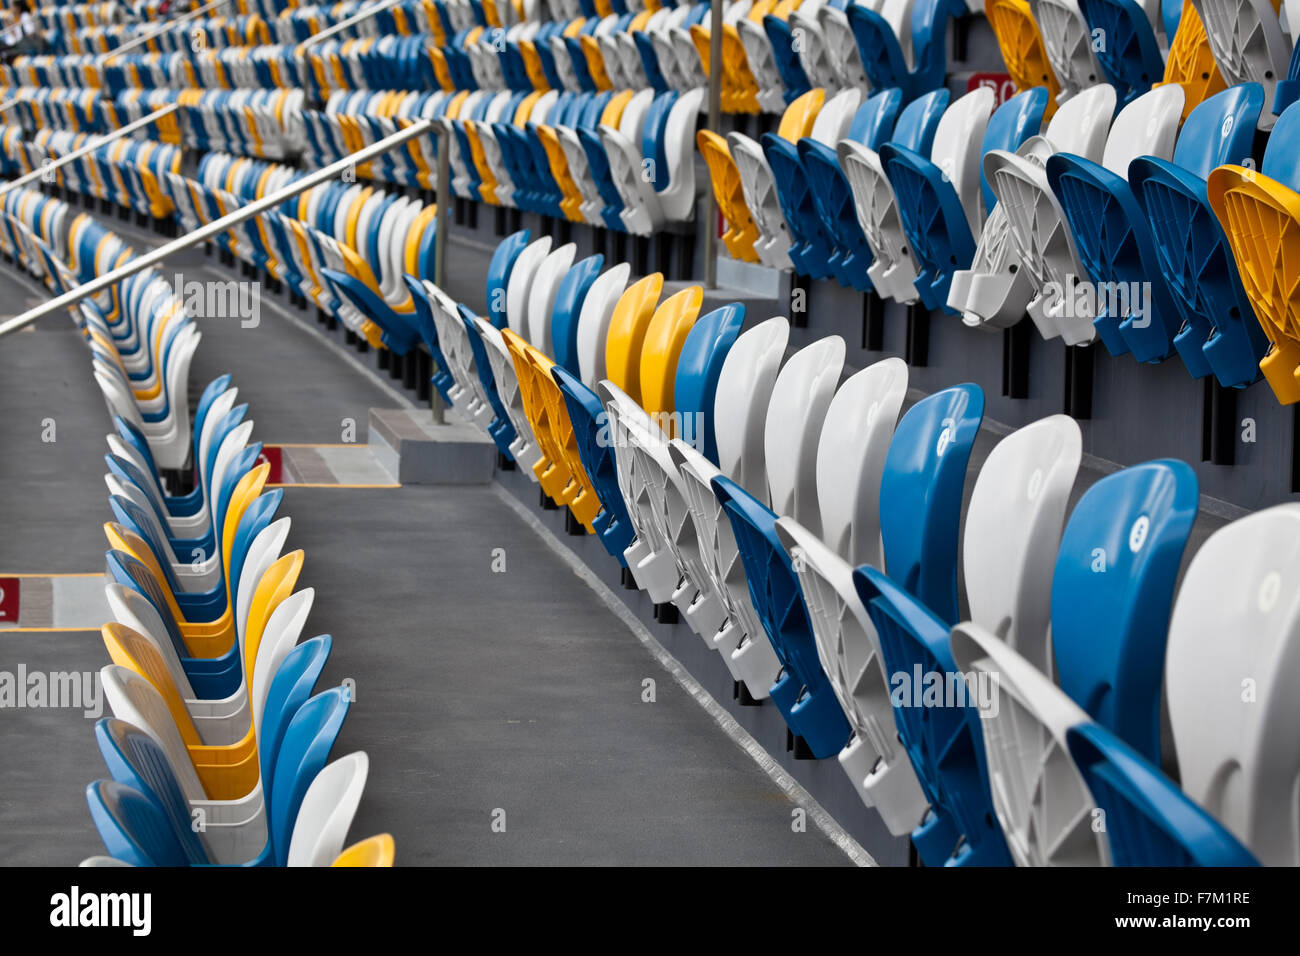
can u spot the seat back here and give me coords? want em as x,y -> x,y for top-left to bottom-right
603,272 -> 664,405
1165,502 -> 1300,866
99,665 -> 204,804
485,228 -> 531,328
671,303 -> 746,462
638,286 -> 704,423
962,415 -> 1081,673
526,241 -> 577,353
503,234 -> 552,335
1051,459 -> 1198,763
1041,81 -> 1117,157
776,87 -> 825,140
93,718 -> 210,865
763,336 -> 845,536
929,86 -> 996,233
1169,81 -> 1262,180
269,685 -> 351,866
286,751 -> 370,867
849,87 -> 904,149
85,779 -> 191,867
979,87 -> 1050,213
879,384 -> 985,625
258,635 -> 333,803
575,261 -> 631,386
888,86 -> 950,155
1099,84 -> 1183,175
816,357 -> 908,569
551,252 -> 605,375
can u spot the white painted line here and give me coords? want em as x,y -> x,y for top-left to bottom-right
490,483 -> 875,867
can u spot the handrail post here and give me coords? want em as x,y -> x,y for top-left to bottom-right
430,121 -> 450,425
703,0 -> 723,290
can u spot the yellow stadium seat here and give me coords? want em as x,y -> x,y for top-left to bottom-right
1207,164 -> 1300,403
502,328 -> 575,505
777,87 -> 825,140
638,286 -> 705,425
604,273 -> 665,407
332,834 -> 395,866
697,129 -> 761,262
1157,0 -> 1227,121
985,0 -> 1062,120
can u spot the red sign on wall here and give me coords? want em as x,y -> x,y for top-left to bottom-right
0,577 -> 19,623
968,73 -> 1019,108
258,446 -> 284,484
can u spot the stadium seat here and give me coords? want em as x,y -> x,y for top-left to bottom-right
949,459 -> 1197,865
1066,723 -> 1259,865
711,335 -> 850,756
839,87 -> 949,303
670,316 -> 790,691
1207,101 -> 1300,402
981,83 -> 1119,344
1166,502 -> 1300,865
763,87 -> 861,279
798,88 -> 902,291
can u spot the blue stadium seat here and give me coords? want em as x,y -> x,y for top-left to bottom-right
1051,459 -> 1198,763
799,89 -> 902,291
1067,723 -> 1260,866
1130,83 -> 1270,387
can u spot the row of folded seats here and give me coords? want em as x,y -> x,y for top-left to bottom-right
21,0 -> 967,117
430,85 -> 703,233
43,78 -> 706,237
19,5 -> 1300,396
0,118 -> 437,366
51,2 -> 485,56
0,86 -> 192,145
22,0 -> 1289,123
178,150 -> 443,355
410,229 -> 1295,866
0,185 -> 395,867
0,123 -> 181,224
10,36 -> 443,97
700,70 -> 1300,402
35,2 -> 128,32
47,0 -> 521,57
